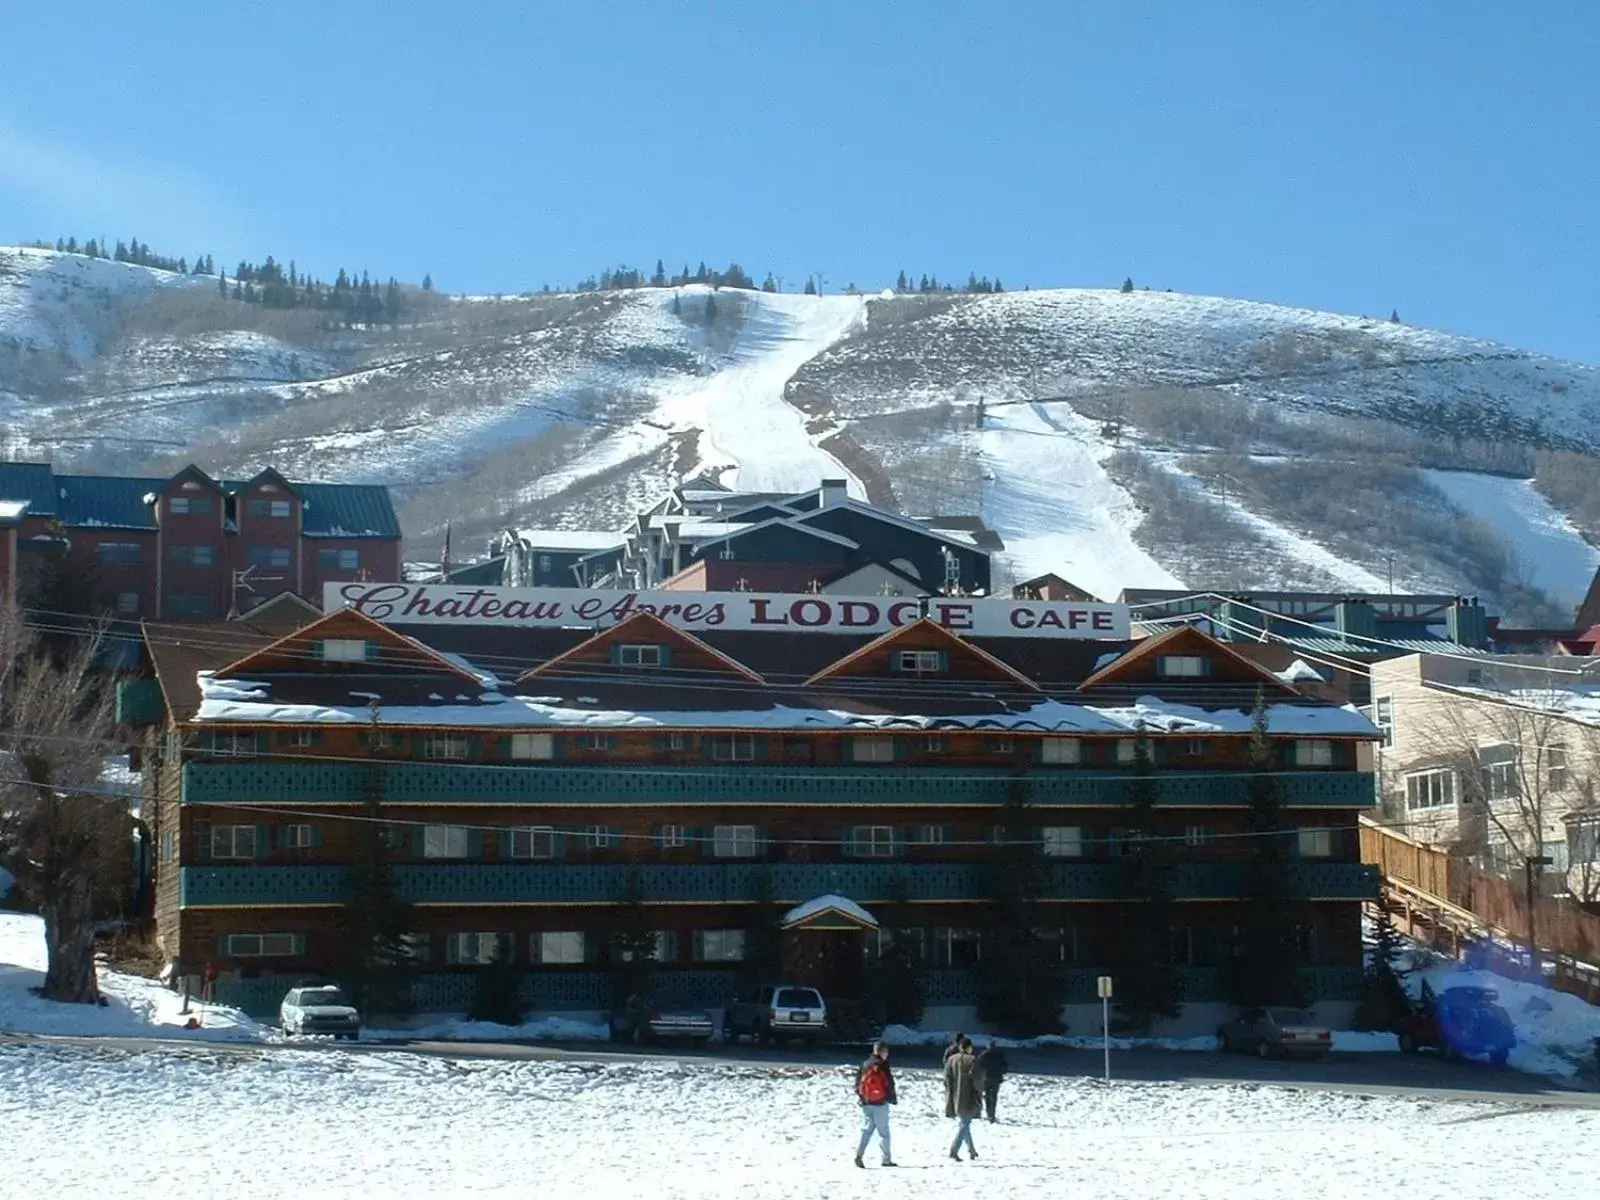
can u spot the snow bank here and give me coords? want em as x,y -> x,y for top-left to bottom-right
883,1024 -> 1396,1054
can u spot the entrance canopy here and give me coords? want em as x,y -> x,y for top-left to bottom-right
780,894 -> 879,932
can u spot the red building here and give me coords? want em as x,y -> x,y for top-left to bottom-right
0,462 -> 400,621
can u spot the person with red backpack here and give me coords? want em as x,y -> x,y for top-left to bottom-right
853,1040 -> 898,1168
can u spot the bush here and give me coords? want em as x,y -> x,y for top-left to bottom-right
468,943 -> 525,1026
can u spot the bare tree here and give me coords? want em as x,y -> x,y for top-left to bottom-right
0,609 -> 120,1003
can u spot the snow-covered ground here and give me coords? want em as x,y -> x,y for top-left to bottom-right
4,1044 -> 1596,1199
1421,469 -> 1600,610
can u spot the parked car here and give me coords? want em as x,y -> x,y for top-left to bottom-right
279,985 -> 361,1038
724,984 -> 828,1046
609,995 -> 716,1046
1218,1007 -> 1332,1059
1397,986 -> 1514,1065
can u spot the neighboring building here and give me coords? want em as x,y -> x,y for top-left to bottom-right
1368,653 -> 1600,901
496,476 -> 1001,595
1014,573 -> 1098,603
0,463 -> 400,620
129,604 -> 1379,1032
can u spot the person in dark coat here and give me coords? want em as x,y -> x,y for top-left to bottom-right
943,1031 -> 967,1064
853,1040 -> 898,1168
976,1040 -> 1008,1122
944,1036 -> 986,1161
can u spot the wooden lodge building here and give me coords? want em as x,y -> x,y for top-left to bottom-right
125,594 -> 1382,1032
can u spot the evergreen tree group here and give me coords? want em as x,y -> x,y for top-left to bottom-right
1352,891 -> 1413,1030
890,269 -> 1004,294
610,868 -> 658,1007
978,776 -> 1065,1034
866,877 -> 926,1027
1113,734 -> 1182,1033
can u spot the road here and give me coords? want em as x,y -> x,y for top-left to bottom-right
4,1031 -> 1596,1109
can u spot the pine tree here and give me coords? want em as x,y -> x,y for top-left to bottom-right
338,709 -> 415,1019
1224,689 -> 1307,1009
978,776 -> 1064,1034
1352,890 -> 1412,1030
1389,309 -> 1400,323
54,238 -> 64,252
868,876 -> 925,1027
1121,277 -> 1135,293
746,869 -> 782,983
1113,733 -> 1182,1032
896,269 -> 908,292
421,273 -> 434,292
65,236 -> 78,254
469,937 -> 525,1026
611,868 -> 657,1008
651,259 -> 667,287
994,278 -> 1003,293
803,277 -> 817,296
218,270 -> 228,298
671,292 -> 682,315
761,274 -> 778,293
704,294 -> 718,324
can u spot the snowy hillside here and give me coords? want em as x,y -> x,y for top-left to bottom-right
3,247 -> 1598,620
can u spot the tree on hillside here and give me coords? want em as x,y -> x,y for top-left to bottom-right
422,273 -> 434,292
651,259 -> 668,287
1113,733 -> 1182,1032
896,270 -> 908,292
978,776 -> 1064,1034
803,277 -> 817,296
761,274 -> 778,293
0,610 -> 120,1004
1389,309 -> 1400,323
704,294 -> 718,324
1352,889 -> 1412,1031
1121,277 -> 1135,294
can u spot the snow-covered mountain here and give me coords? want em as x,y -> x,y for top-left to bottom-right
3,245 -> 1597,621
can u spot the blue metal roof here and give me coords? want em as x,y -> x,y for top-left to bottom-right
55,474 -> 165,530
0,462 -> 60,515
297,483 -> 400,539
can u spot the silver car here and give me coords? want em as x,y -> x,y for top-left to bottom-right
724,984 -> 828,1046
279,985 -> 362,1038
1218,1007 -> 1332,1059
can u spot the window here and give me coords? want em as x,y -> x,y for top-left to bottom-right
918,734 -> 947,752
1572,821 -> 1600,864
210,826 -> 258,859
317,547 -> 360,570
1041,826 -> 1084,858
851,736 -> 895,763
168,496 -> 213,516
400,933 -> 430,962
249,546 -> 292,568
168,497 -> 189,515
423,735 -> 469,760
573,732 -> 616,751
711,734 -> 755,762
1115,739 -> 1139,763
166,594 -> 213,617
169,543 -> 214,565
1479,745 -> 1519,801
712,825 -> 758,858
1373,697 -> 1395,748
317,638 -> 368,663
281,728 -> 316,748
1405,770 -> 1455,810
224,933 -> 300,957
445,932 -> 508,965
656,824 -> 688,849
508,827 -> 558,859
932,927 -> 982,968
915,825 -> 947,845
1040,737 -> 1080,764
422,825 -> 470,858
1178,738 -> 1210,757
983,736 -> 1014,754
652,930 -> 678,963
581,825 -> 618,850
694,930 -> 747,962
616,644 -> 662,667
509,733 -> 555,760
848,826 -> 897,857
1542,841 -> 1570,872
250,498 -> 292,519
532,932 -> 587,964
1548,745 -> 1569,792
897,650 -> 944,673
283,824 -> 315,848
211,731 -> 259,756
1294,740 -> 1335,767
1296,828 -> 1333,857
1184,825 -> 1211,847
665,732 -> 691,750
97,542 -> 141,565
538,554 -> 552,573
116,591 -> 140,615
1158,655 -> 1209,678
160,830 -> 175,863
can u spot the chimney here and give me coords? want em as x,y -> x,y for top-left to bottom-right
819,478 -> 848,508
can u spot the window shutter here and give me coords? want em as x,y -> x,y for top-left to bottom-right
942,825 -> 955,846
357,731 -> 370,749
292,934 -> 307,956
891,827 -> 909,857
310,826 -> 323,848
752,737 -> 767,761
216,934 -> 230,957
893,737 -> 907,762
254,826 -> 271,858
497,736 -> 512,761
194,824 -> 211,861
937,651 -> 949,672
889,653 -> 902,674
498,829 -> 512,859
659,645 -> 673,667
702,738 -> 716,762
988,824 -> 1004,844
310,729 -> 325,747
551,831 -> 566,858
844,826 -> 861,857
650,733 -> 666,751
276,826 -> 290,849
467,828 -> 484,858
651,824 -> 663,846
412,824 -> 426,857
311,639 -> 324,660
609,644 -> 622,665
692,930 -> 705,960
254,732 -> 271,754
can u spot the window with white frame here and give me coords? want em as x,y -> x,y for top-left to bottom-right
710,734 -> 755,762
400,932 -> 430,962
508,827 -> 558,859
573,732 -> 614,751
316,547 -> 360,571
852,736 -> 895,763
653,930 -> 678,963
694,929 -> 746,962
984,736 -> 1014,754
1157,655 -> 1209,678
224,932 -> 299,957
1296,828 -> 1333,857
918,734 -> 947,752
1547,745 -> 1569,792
211,731 -> 259,756
1479,744 -> 1519,801
1542,841 -> 1570,872
1373,697 -> 1395,748
509,733 -> 555,760
320,638 -> 368,662
711,825 -> 758,858
1041,826 -> 1084,858
849,826 -> 896,857
422,825 -> 470,858
1184,825 -> 1212,847
97,541 -> 141,565
1115,739 -> 1140,763
282,728 -> 316,748
617,644 -> 663,667
249,498 -> 293,519
423,735 -> 469,760
1040,737 -> 1080,764
532,931 -> 588,964
656,824 -> 688,848
932,927 -> 982,967
116,591 -> 140,615
897,649 -> 944,673
169,497 -> 191,515
210,826 -> 258,859
916,825 -> 947,845
445,932 -> 508,965
284,824 -> 314,849
581,826 -> 618,850
1295,740 -> 1335,767
1178,738 -> 1210,757
1405,769 -> 1455,810
666,732 -> 691,750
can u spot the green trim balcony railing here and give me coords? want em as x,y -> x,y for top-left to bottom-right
179,861 -> 1378,908
181,761 -> 1376,809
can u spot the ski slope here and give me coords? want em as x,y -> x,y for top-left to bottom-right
1422,469 -> 1600,609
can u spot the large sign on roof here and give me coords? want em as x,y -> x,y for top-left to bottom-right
325,583 -> 1129,639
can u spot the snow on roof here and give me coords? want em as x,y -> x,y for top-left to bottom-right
782,894 -> 879,929
513,529 -> 627,551
436,652 -> 500,690
192,671 -> 1381,736
0,500 -> 29,521
1446,681 -> 1600,728
1275,659 -> 1327,684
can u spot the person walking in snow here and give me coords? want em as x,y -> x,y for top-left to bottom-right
853,1040 -> 898,1168
943,1031 -> 966,1064
976,1039 -> 1008,1122
944,1036 -> 985,1161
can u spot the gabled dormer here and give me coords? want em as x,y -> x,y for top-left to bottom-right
234,467 -> 302,532
804,617 -> 1041,691
517,611 -> 764,684
1078,625 -> 1299,695
157,465 -> 224,524
212,606 -> 488,685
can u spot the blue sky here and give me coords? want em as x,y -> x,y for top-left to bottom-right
3,1 -> 1597,361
